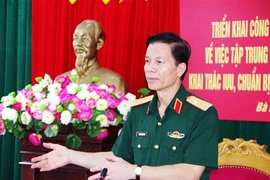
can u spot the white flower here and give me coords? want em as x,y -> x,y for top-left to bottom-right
60,110 -> 72,125
71,69 -> 77,75
99,84 -> 109,90
87,91 -> 99,100
42,110 -> 55,124
31,102 -> 40,112
66,83 -> 78,95
125,93 -> 136,101
117,100 -> 131,116
48,104 -> 57,111
34,92 -> 42,99
21,111 -> 32,125
39,79 -> 49,88
1,108 -> 18,123
68,104 -> 76,111
47,93 -> 60,105
96,114 -> 109,127
32,84 -> 43,93
44,74 -> 53,84
1,95 -> 15,107
15,94 -> 30,110
77,89 -> 89,100
96,99 -> 108,111
48,83 -> 61,93
79,84 -> 88,90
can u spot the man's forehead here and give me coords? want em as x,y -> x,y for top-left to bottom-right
74,23 -> 95,35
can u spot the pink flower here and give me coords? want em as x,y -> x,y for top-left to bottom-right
33,111 -> 43,120
96,89 -> 110,99
105,109 -> 116,122
61,76 -> 71,89
97,129 -> 108,140
0,121 -> 5,135
87,83 -> 99,92
59,89 -> 72,103
77,110 -> 93,121
12,102 -> 22,111
28,133 -> 42,146
19,89 -> 34,99
107,85 -> 116,92
86,98 -> 96,109
107,95 -> 119,108
55,76 -> 71,89
71,95 -> 80,104
76,100 -> 90,112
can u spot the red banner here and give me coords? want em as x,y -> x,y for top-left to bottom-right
180,0 -> 270,122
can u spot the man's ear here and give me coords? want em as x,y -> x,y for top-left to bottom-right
96,38 -> 104,50
177,63 -> 186,77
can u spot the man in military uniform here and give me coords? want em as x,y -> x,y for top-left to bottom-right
31,32 -> 218,180
58,19 -> 127,94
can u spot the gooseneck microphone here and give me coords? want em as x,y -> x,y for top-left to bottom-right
98,168 -> 108,180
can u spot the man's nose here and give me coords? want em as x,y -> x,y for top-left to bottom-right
145,63 -> 156,72
74,38 -> 83,46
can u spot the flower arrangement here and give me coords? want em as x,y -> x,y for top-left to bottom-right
0,70 -> 136,149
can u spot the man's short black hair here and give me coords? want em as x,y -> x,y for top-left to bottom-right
146,32 -> 191,80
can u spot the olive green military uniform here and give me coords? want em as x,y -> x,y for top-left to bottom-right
112,85 -> 219,180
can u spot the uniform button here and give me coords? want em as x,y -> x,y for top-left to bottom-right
138,144 -> 141,148
157,122 -> 162,126
154,144 -> 159,149
172,146 -> 177,150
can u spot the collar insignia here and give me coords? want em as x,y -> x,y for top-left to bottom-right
173,98 -> 182,114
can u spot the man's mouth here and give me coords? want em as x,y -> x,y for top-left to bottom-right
146,77 -> 158,82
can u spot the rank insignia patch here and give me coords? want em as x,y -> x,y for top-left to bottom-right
167,131 -> 185,139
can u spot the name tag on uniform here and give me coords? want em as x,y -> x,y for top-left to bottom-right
168,131 -> 185,139
136,131 -> 147,137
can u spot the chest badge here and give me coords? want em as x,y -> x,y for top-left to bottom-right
136,131 -> 147,137
168,131 -> 185,139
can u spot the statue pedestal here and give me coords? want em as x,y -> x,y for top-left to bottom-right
20,126 -> 119,180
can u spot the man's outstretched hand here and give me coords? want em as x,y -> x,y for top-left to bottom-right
31,142 -> 70,171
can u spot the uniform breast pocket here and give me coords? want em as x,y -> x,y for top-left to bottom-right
131,137 -> 150,165
160,134 -> 187,164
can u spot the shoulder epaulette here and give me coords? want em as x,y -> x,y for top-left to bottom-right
186,96 -> 212,111
131,95 -> 154,107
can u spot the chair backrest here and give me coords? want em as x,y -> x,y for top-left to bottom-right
210,138 -> 270,180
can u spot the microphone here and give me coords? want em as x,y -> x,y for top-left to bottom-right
98,168 -> 108,180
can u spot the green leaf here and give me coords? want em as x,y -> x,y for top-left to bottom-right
114,113 -> 123,126
137,88 -> 151,97
26,121 -> 34,130
66,134 -> 82,149
92,77 -> 99,83
35,77 -> 42,83
13,124 -> 25,139
8,92 -> 16,97
3,120 -> 14,133
87,121 -> 101,137
39,104 -> 47,111
73,120 -> 86,130
92,109 -> 104,118
70,75 -> 77,83
57,105 -> 64,113
25,84 -> 32,90
75,86 -> 82,93
44,123 -> 59,138
34,120 -> 44,133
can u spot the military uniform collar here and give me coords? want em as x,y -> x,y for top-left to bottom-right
148,84 -> 189,115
